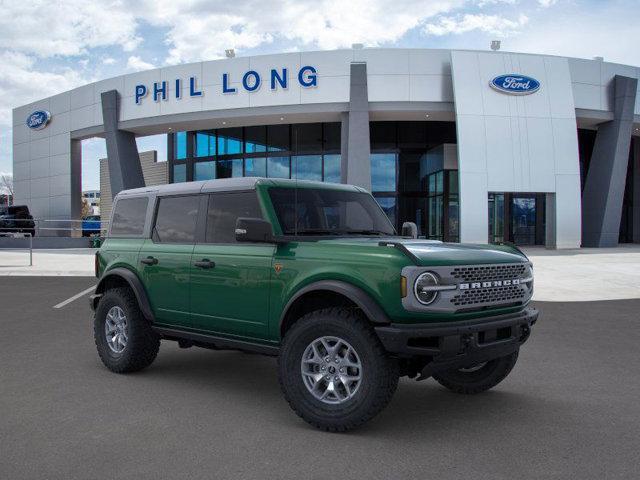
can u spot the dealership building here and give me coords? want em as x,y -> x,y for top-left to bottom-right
11,48 -> 640,247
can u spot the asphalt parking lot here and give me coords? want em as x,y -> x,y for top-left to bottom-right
1,277 -> 639,479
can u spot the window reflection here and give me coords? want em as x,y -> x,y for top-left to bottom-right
267,157 -> 290,178
194,161 -> 216,181
217,159 -> 243,178
371,153 -> 397,192
173,164 -> 186,182
245,157 -> 266,177
217,128 -> 243,155
195,131 -> 215,157
175,132 -> 187,160
323,154 -> 341,183
245,126 -> 267,153
292,155 -> 322,181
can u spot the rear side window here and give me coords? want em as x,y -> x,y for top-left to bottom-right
206,192 -> 262,243
153,195 -> 200,244
110,197 -> 148,236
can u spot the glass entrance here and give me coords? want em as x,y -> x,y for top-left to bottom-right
489,193 -> 546,246
510,196 -> 537,245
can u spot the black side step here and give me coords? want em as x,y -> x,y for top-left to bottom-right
153,326 -> 280,356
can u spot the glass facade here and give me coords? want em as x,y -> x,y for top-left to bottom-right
369,121 -> 458,241
488,192 -> 546,246
169,123 -> 341,184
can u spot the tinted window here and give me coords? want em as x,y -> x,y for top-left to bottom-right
153,195 -> 200,243
194,161 -> 216,181
110,197 -> 148,236
174,131 -> 187,160
292,155 -> 322,181
268,187 -> 395,236
173,164 -> 187,183
206,192 -> 262,243
195,131 -> 216,157
217,128 -> 243,155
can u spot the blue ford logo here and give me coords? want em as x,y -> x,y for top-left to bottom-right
490,74 -> 540,95
26,110 -> 51,130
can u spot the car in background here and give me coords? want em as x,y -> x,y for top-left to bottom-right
82,215 -> 102,237
0,205 -> 36,237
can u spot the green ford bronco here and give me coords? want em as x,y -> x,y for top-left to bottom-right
91,177 -> 537,431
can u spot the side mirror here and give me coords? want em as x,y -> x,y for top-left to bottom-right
235,217 -> 274,243
401,222 -> 418,239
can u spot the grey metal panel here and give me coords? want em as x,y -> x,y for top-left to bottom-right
101,90 -> 145,199
582,75 -> 638,247
344,62 -> 371,191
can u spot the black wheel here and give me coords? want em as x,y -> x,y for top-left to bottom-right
278,307 -> 399,432
432,350 -> 519,394
94,287 -> 160,373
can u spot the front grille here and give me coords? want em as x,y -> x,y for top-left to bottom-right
451,285 -> 525,307
451,264 -> 527,283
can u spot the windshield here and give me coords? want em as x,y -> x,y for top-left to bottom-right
268,187 -> 395,236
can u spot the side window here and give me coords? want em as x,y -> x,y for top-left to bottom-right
153,195 -> 200,244
110,197 -> 148,236
206,192 -> 262,243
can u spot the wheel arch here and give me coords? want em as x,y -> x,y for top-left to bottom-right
93,268 -> 155,322
279,280 -> 391,338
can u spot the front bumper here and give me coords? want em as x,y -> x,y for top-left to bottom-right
375,307 -> 538,376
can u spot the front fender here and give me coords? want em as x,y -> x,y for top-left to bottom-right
279,279 -> 392,329
92,267 -> 155,322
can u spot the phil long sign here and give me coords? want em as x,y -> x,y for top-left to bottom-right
135,66 -> 318,105
490,74 -> 540,95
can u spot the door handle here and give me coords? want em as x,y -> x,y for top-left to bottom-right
140,256 -> 158,265
194,259 -> 215,269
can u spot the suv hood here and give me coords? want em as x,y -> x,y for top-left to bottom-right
317,237 -> 528,266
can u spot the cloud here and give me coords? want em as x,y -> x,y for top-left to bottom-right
0,51 -> 87,125
126,56 -> 156,72
102,57 -> 116,65
538,0 -> 558,7
135,0 -> 466,64
424,13 -> 529,36
0,0 -> 141,57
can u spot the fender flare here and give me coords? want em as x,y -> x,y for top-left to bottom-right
93,268 -> 155,322
279,280 -> 391,330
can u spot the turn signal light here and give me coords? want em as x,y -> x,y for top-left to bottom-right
401,276 -> 407,297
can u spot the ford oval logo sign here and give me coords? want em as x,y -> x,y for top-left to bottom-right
490,74 -> 540,95
26,110 -> 51,130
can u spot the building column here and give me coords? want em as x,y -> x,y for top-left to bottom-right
341,63 -> 371,191
101,90 -> 145,198
582,75 -> 638,247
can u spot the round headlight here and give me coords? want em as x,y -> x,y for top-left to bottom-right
414,272 -> 439,305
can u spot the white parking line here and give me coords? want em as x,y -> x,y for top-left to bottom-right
53,285 -> 96,309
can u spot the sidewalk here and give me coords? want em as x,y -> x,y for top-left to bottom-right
1,246 -> 639,301
0,248 -> 96,276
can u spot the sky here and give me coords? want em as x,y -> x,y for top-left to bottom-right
0,0 -> 639,191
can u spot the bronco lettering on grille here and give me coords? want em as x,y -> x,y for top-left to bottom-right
459,279 -> 521,290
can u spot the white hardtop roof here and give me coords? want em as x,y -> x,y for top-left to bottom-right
115,177 -> 364,199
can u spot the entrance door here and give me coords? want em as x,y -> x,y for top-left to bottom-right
510,195 -> 537,245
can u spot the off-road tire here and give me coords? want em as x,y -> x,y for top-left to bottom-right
278,307 -> 399,432
433,350 -> 519,394
94,287 -> 160,373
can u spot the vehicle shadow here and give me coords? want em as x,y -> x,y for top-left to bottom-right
140,344 -> 563,435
